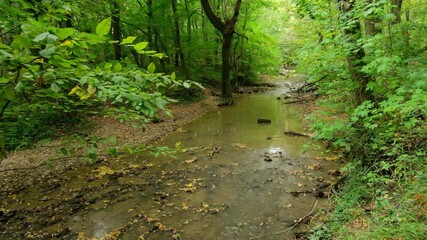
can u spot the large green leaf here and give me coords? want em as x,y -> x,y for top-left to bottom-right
113,63 -> 122,72
147,62 -> 156,73
51,83 -> 62,92
96,17 -> 111,36
33,32 -> 49,42
40,46 -> 57,58
134,42 -> 148,51
11,35 -> 32,49
121,36 -> 137,45
56,28 -> 74,40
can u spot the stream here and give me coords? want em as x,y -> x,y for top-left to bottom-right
0,79 -> 343,240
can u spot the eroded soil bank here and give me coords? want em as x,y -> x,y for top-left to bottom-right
0,77 -> 343,239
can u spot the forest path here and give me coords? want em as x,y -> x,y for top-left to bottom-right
0,76 -> 343,240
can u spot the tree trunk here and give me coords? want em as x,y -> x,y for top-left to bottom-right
222,32 -> 233,98
391,0 -> 403,24
337,0 -> 372,105
111,0 -> 122,60
200,0 -> 242,99
171,0 -> 190,79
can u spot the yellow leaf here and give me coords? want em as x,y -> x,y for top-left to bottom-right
87,84 -> 96,94
60,40 -> 73,47
69,86 -> 81,95
80,93 -> 92,100
181,202 -> 189,210
184,157 -> 198,164
94,166 -> 115,177
34,58 -> 44,63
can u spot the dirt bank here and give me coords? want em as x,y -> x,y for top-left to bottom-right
0,91 -> 220,176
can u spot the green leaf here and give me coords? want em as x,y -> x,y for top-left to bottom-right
11,35 -> 31,49
0,50 -> 12,61
87,85 -> 96,94
4,89 -> 15,100
56,28 -> 74,40
0,77 -> 9,83
60,147 -> 68,155
21,23 -> 38,35
183,82 -> 190,88
14,81 -> 24,91
134,42 -> 148,51
113,63 -> 122,72
51,83 -> 62,92
171,72 -> 176,81
46,33 -> 58,43
147,62 -> 156,73
40,46 -> 57,58
33,32 -> 49,42
96,17 -> 111,36
151,53 -> 164,59
121,36 -> 137,45
0,42 -> 11,49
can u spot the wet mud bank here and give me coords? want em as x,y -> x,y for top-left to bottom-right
0,78 -> 344,239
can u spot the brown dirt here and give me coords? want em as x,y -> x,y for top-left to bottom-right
0,91 -> 220,175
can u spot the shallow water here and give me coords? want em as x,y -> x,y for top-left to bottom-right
0,80 -> 343,240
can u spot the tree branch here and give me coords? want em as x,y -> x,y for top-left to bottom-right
200,0 -> 225,31
0,100 -> 11,119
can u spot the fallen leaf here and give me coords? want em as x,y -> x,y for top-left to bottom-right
184,157 -> 198,164
181,202 -> 189,210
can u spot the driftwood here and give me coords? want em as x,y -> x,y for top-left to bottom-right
283,93 -> 318,104
284,131 -> 312,137
257,118 -> 271,124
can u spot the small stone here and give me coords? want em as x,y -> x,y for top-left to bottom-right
264,156 -> 273,162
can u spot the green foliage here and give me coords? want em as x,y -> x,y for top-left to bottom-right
286,0 -> 427,238
0,1 -> 199,154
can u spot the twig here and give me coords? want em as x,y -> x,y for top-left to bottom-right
209,147 -> 220,159
0,100 -> 11,119
0,25 -> 21,38
274,199 -> 318,235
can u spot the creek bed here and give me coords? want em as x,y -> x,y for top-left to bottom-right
0,80 -> 343,240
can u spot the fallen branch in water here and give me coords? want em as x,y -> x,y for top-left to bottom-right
273,199 -> 319,235
284,131 -> 312,138
288,183 -> 331,197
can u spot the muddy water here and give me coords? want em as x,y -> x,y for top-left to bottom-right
0,82 -> 343,240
